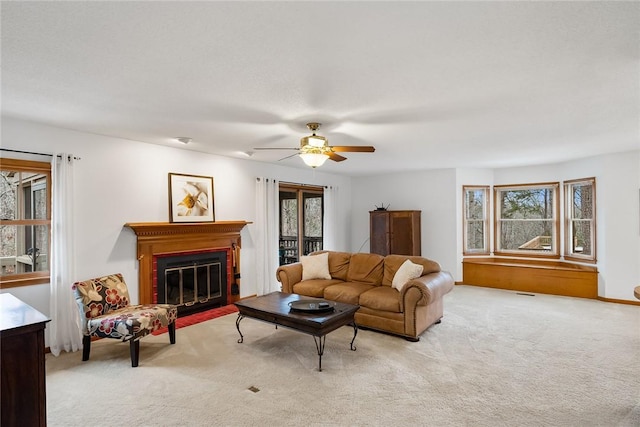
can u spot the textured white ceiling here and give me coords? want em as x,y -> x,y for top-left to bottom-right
2,1 -> 639,176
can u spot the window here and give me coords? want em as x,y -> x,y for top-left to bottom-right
494,182 -> 559,258
279,184 -> 323,265
463,186 -> 489,255
0,158 -> 52,287
564,178 -> 596,262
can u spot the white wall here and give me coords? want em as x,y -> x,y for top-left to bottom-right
350,169 -> 458,275
492,151 -> 640,300
350,152 -> 640,302
598,152 -> 640,300
1,117 -> 353,342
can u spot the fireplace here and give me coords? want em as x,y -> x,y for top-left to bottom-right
155,249 -> 229,315
124,221 -> 251,310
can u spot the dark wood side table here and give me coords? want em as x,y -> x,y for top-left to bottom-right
1,293 -> 51,427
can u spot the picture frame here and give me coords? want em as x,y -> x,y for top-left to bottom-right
168,173 -> 215,223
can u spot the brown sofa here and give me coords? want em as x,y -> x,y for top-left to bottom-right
276,251 -> 455,341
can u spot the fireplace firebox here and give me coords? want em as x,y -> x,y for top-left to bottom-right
155,250 -> 228,315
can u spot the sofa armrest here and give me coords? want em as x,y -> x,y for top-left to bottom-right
400,271 -> 455,311
276,263 -> 303,293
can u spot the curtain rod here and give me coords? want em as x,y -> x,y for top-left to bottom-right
256,178 -> 329,189
0,148 -> 81,160
279,180 -> 328,189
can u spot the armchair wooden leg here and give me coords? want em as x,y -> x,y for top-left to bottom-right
168,322 -> 176,344
130,339 -> 140,367
82,335 -> 91,361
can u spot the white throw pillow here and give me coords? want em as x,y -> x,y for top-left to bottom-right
392,259 -> 424,291
301,252 -> 332,280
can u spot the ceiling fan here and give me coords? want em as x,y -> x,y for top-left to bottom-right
253,122 -> 375,168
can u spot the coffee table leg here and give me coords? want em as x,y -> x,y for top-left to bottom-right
236,314 -> 245,343
350,323 -> 358,351
312,335 -> 326,372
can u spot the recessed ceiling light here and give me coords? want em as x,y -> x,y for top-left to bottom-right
175,137 -> 192,144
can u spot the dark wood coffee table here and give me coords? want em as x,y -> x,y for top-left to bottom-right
234,292 -> 359,371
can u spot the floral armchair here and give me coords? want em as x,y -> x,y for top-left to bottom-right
72,273 -> 178,367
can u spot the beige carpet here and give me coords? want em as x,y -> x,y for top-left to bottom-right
45,285 -> 640,427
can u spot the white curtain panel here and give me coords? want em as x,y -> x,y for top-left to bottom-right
323,185 -> 339,250
49,154 -> 82,356
255,177 -> 280,295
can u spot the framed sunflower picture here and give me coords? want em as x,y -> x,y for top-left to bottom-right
168,173 -> 215,222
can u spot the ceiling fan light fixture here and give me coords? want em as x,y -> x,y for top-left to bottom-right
300,134 -> 327,148
300,152 -> 329,168
300,122 -> 328,149
252,121 -> 375,167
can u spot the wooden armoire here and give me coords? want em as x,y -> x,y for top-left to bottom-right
369,210 -> 421,256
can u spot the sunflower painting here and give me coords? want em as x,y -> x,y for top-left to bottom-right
169,173 -> 215,222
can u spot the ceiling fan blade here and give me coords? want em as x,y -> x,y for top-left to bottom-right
253,147 -> 299,151
278,153 -> 299,161
327,152 -> 347,162
329,146 -> 375,153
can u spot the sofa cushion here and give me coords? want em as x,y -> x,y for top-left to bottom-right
358,286 -> 401,313
301,252 -> 331,280
327,251 -> 352,281
312,250 -> 352,281
382,255 -> 441,286
292,279 -> 343,298
346,253 -> 384,285
323,282 -> 375,305
392,259 -> 424,291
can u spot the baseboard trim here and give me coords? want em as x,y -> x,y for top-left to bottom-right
597,296 -> 640,306
458,282 -> 640,306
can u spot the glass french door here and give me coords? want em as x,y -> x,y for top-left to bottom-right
279,185 -> 323,265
